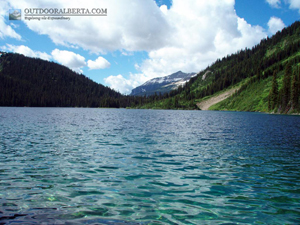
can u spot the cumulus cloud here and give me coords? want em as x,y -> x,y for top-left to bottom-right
288,0 -> 300,12
102,0 -> 268,94
0,20 -> 22,40
0,45 -> 93,74
7,0 -> 170,53
0,44 -> 51,60
0,1 -> 21,40
268,17 -> 285,34
0,44 -> 100,74
266,0 -> 300,12
51,49 -> 86,73
5,0 -> 272,94
130,0 -> 267,85
87,56 -> 110,70
104,73 -> 148,94
265,0 -> 281,8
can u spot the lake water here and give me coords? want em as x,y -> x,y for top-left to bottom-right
0,108 -> 299,224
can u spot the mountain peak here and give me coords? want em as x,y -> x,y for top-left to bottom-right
130,71 -> 196,96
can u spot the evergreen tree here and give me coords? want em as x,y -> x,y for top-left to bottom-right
257,69 -> 262,81
281,61 -> 292,111
268,89 -> 271,110
269,70 -> 279,110
173,96 -> 179,108
291,67 -> 299,109
166,98 -> 172,109
0,53 -> 136,108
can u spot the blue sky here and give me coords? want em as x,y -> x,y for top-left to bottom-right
0,0 -> 299,94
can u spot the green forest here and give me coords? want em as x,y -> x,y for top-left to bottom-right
136,21 -> 300,114
1,21 -> 300,114
0,53 -> 143,108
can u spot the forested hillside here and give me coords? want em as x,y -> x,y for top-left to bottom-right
1,21 -> 300,113
137,21 -> 300,113
0,53 -> 140,108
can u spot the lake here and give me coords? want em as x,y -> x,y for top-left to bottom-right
0,108 -> 299,224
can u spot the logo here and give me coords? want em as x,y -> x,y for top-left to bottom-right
9,9 -> 21,20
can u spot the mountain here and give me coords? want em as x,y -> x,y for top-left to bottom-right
2,21 -> 300,113
0,52 -> 135,108
9,10 -> 21,20
130,71 -> 196,96
137,21 -> 300,114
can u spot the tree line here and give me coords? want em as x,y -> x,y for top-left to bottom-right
1,21 -> 300,111
137,21 -> 300,111
0,53 -> 144,108
269,62 -> 300,113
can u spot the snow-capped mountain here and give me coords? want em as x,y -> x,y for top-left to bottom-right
130,71 -> 197,96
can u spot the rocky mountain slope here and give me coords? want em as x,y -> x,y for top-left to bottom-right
130,71 -> 196,96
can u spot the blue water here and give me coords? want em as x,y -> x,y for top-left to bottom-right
0,108 -> 300,224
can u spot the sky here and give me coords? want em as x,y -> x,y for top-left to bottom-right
0,0 -> 299,94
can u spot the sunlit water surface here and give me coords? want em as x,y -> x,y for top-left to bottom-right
0,108 -> 300,224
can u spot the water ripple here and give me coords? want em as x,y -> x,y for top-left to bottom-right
0,108 -> 300,224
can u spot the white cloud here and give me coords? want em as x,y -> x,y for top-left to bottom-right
128,0 -> 267,89
99,0 -> 269,94
0,1 -> 21,40
7,0 -> 170,53
51,49 -> 86,73
10,23 -> 19,29
4,0 -> 270,94
268,17 -> 285,34
0,45 -> 88,73
0,45 -> 89,74
87,56 -> 110,70
266,0 -> 300,12
104,73 -> 148,94
266,0 -> 281,8
1,44 -> 51,60
288,0 -> 300,12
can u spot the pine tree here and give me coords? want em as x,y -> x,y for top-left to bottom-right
268,89 -> 272,110
269,70 -> 279,110
281,61 -> 292,111
257,69 -> 262,81
173,96 -> 179,108
291,67 -> 299,109
166,98 -> 172,109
